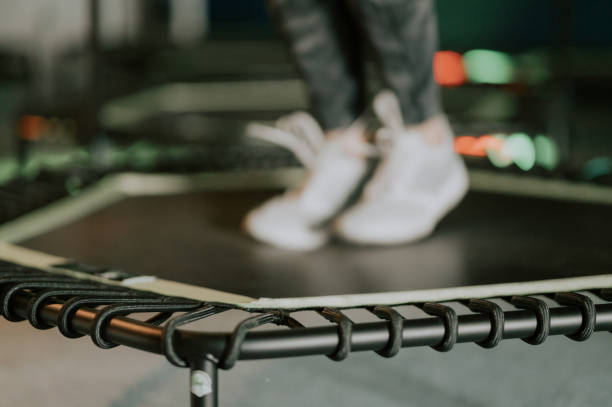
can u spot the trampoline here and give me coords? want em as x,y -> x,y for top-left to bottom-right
0,170 -> 611,406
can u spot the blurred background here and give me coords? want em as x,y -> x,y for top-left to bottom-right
0,0 -> 611,221
1,3 -> 612,406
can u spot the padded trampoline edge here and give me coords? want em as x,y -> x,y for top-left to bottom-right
2,242 -> 611,311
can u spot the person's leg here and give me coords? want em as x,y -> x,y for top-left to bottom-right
352,0 -> 441,128
334,1 -> 469,245
243,1 -> 373,251
268,0 -> 367,131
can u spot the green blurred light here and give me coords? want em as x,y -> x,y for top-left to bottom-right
166,146 -> 193,161
534,135 -> 560,170
127,141 -> 160,170
0,158 -> 18,185
21,159 -> 40,180
505,133 -> 536,171
486,134 -> 513,168
582,157 -> 612,181
463,50 -> 515,85
65,175 -> 83,196
39,151 -> 74,170
74,148 -> 91,162
107,147 -> 129,167
517,53 -> 551,85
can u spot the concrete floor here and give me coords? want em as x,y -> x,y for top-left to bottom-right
1,316 -> 610,407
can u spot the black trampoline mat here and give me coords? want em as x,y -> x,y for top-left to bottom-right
20,190 -> 612,299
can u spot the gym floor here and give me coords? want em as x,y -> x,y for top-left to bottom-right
2,316 -> 610,406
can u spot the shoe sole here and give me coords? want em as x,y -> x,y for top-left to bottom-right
242,211 -> 329,251
335,159 -> 470,246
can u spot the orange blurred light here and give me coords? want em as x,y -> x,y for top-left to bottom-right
454,135 -> 501,157
434,51 -> 466,87
455,136 -> 478,156
18,115 -> 47,141
481,135 -> 504,152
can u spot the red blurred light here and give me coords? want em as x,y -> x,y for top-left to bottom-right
434,51 -> 466,87
18,115 -> 47,141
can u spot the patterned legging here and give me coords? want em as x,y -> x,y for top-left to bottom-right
268,0 -> 441,130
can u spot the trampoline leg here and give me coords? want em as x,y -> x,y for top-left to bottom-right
190,359 -> 218,407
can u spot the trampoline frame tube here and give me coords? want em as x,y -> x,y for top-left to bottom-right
8,291 -> 612,407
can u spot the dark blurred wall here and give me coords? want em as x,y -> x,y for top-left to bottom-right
209,0 -> 269,22
208,0 -> 612,49
574,0 -> 612,45
435,2 -> 552,51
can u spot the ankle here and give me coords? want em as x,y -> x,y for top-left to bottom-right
407,115 -> 452,146
324,125 -> 371,142
325,124 -> 375,158
324,128 -> 347,139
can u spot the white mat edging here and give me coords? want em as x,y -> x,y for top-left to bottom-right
238,274 -> 612,310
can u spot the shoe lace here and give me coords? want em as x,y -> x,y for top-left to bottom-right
246,112 -> 325,169
368,90 -> 421,198
248,112 -> 380,169
373,90 -> 405,135
367,130 -> 423,199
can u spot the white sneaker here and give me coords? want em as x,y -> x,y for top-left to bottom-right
243,112 -> 371,251
334,91 -> 469,245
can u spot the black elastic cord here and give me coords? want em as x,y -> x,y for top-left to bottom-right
26,285 -> 118,329
1,279 -> 94,322
0,273 -> 57,284
369,306 -> 403,358
90,299 -> 200,349
510,296 -> 550,345
146,311 -> 175,326
219,312 -> 285,370
598,289 -> 612,301
467,299 -> 504,348
57,293 -> 149,338
554,292 -> 595,342
318,308 -> 353,362
162,304 -> 227,367
421,303 -> 458,352
0,264 -> 37,272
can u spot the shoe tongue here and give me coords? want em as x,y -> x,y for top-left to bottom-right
376,128 -> 423,155
373,90 -> 405,133
329,122 -> 376,158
